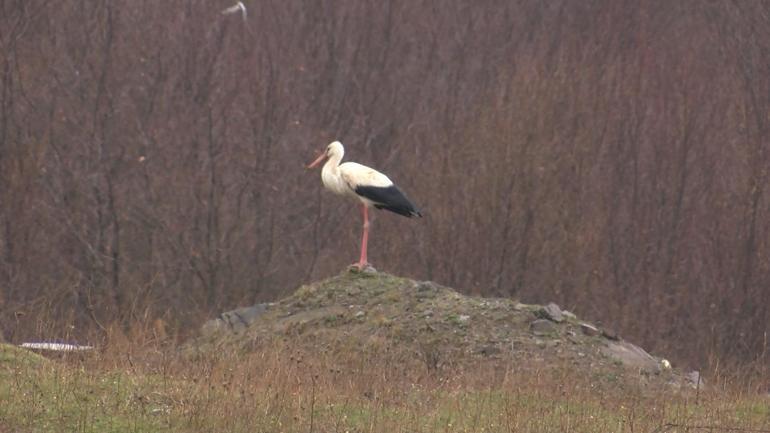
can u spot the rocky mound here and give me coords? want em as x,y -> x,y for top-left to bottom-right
192,269 -> 702,389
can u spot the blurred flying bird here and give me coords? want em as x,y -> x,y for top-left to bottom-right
221,1 -> 247,21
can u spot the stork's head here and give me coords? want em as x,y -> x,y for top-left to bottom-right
307,141 -> 344,168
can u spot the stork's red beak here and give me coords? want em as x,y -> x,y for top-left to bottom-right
307,152 -> 326,169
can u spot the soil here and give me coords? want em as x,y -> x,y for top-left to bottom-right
191,268 -> 699,391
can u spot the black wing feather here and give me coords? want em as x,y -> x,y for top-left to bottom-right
355,185 -> 422,218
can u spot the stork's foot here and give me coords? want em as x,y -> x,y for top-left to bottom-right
348,262 -> 377,273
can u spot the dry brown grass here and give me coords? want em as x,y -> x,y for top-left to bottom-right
1,332 -> 768,433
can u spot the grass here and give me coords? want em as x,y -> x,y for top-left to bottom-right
0,341 -> 768,433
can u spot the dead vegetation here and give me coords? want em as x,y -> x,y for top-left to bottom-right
1,0 -> 769,377
2,270 -> 768,432
1,336 -> 768,433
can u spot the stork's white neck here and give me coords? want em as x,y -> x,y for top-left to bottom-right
320,149 -> 349,196
325,146 -> 343,169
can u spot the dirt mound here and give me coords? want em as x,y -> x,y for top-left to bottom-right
191,269 -> 699,390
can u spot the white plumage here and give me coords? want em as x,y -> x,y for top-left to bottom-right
308,141 -> 421,269
221,1 -> 247,20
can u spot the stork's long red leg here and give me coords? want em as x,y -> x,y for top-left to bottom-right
357,204 -> 370,268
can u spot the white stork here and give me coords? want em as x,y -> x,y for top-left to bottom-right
307,141 -> 422,269
221,1 -> 247,20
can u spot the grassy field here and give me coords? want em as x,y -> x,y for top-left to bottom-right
1,342 -> 768,433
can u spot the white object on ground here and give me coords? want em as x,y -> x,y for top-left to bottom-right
20,342 -> 94,352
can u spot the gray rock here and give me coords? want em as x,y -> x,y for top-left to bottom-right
567,334 -> 582,345
580,322 -> 600,336
354,311 -> 365,318
348,264 -> 377,274
685,371 -> 706,389
538,303 -> 564,323
200,320 -> 226,336
415,281 -> 439,292
530,319 -> 557,336
201,303 -> 270,336
415,281 -> 440,299
602,328 -> 620,341
601,340 -> 661,374
479,345 -> 501,356
562,310 -> 577,320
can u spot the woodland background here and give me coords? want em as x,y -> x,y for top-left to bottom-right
1,0 -> 769,370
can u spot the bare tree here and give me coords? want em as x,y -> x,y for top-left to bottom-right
0,0 -> 768,369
